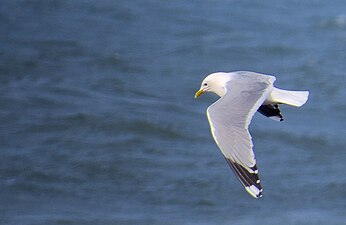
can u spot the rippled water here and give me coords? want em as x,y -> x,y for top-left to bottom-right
1,1 -> 345,224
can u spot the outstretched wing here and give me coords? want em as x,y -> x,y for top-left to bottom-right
206,72 -> 275,198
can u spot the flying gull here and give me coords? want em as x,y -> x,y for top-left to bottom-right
194,71 -> 309,198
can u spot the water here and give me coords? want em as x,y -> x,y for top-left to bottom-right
1,1 -> 345,224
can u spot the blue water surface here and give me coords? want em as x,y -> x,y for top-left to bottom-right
1,1 -> 345,224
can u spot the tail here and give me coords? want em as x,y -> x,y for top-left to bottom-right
269,88 -> 309,107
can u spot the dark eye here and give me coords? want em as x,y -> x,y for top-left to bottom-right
203,83 -> 208,86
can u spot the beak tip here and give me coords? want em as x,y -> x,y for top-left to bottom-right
194,89 -> 203,99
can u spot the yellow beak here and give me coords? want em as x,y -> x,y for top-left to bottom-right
194,89 -> 204,99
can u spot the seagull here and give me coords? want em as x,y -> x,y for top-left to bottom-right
194,71 -> 309,198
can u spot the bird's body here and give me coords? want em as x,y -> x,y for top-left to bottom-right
195,71 -> 309,198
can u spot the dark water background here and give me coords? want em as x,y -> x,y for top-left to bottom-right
1,1 -> 345,224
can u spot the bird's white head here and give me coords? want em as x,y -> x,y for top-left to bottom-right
194,72 -> 231,98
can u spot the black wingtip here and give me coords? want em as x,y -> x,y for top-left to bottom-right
258,104 -> 284,121
225,157 -> 263,198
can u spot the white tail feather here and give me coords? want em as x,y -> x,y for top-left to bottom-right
267,88 -> 309,107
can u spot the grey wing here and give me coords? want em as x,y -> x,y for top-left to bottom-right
206,73 -> 275,198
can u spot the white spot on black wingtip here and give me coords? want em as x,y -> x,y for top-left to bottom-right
245,185 -> 263,198
257,189 -> 263,198
269,116 -> 284,122
256,179 -> 260,184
